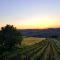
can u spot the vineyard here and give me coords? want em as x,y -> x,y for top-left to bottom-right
2,38 -> 60,60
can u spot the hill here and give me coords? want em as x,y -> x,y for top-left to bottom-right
21,37 -> 46,45
4,38 -> 60,60
18,28 -> 60,38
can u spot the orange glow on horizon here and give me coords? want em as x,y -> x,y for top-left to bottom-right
13,18 -> 60,29
0,18 -> 60,29
15,24 -> 60,29
0,24 -> 60,29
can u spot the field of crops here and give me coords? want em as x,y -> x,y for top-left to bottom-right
2,38 -> 60,60
21,37 -> 46,45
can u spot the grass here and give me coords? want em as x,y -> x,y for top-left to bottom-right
21,37 -> 46,45
1,37 -> 60,60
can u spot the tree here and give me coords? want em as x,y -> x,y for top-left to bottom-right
0,25 -> 22,51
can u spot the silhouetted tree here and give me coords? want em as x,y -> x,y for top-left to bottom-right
0,25 -> 22,51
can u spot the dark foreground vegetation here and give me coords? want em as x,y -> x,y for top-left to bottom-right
0,38 -> 60,60
0,25 -> 22,60
0,25 -> 60,60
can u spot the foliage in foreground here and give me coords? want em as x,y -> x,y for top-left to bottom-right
1,38 -> 60,60
0,25 -> 23,60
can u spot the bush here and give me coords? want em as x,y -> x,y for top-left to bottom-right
0,25 -> 22,51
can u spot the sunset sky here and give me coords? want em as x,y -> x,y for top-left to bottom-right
0,0 -> 60,29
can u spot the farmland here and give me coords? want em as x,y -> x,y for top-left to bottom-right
3,37 -> 60,60
21,37 -> 46,45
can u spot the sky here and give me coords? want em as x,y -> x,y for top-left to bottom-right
0,0 -> 60,29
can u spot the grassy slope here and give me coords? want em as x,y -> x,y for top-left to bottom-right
2,37 -> 60,60
21,37 -> 46,45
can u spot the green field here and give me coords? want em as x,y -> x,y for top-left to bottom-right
2,37 -> 60,60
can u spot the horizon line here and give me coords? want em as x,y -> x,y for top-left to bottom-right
17,27 -> 60,30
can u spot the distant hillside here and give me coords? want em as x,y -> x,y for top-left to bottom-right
18,28 -> 60,38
